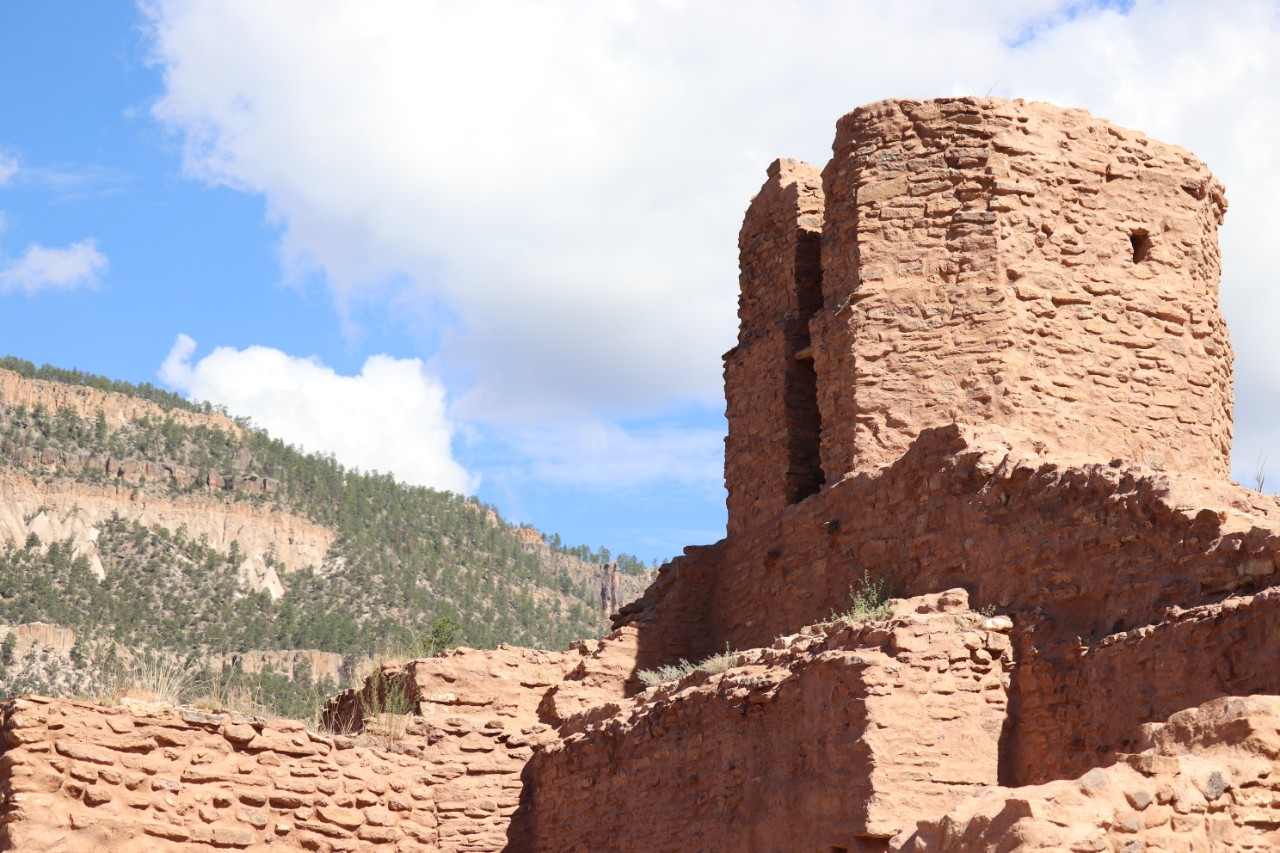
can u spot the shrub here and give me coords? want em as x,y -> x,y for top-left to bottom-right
826,570 -> 894,626
847,571 -> 893,621
636,645 -> 739,687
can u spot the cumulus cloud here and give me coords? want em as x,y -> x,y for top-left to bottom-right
513,421 -> 724,494
159,334 -> 477,495
139,0 -> 1053,422
140,1 -> 1280,487
0,240 -> 107,295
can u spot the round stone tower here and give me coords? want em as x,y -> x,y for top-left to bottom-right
725,98 -> 1232,536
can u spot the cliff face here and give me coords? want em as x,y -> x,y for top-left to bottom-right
0,369 -> 323,595
0,369 -> 241,436
0,365 -> 644,710
0,470 -> 333,594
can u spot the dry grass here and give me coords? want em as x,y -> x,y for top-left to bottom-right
103,657 -> 196,706
188,669 -> 272,718
358,666 -> 417,748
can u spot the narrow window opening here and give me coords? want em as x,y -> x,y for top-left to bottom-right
787,230 -> 825,504
1130,231 -> 1153,264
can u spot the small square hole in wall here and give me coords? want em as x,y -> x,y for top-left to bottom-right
1130,231 -> 1153,264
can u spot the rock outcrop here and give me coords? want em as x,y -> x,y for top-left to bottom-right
0,622 -> 77,658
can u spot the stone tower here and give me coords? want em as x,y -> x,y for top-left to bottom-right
725,98 -> 1231,537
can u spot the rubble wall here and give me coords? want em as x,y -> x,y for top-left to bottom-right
899,695 -> 1280,852
724,158 -> 825,537
0,696 -> 444,853
0,641 -> 633,853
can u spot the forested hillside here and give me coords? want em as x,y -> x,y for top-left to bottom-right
0,358 -> 656,716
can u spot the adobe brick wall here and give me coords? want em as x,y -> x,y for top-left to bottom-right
531,592 -> 1013,851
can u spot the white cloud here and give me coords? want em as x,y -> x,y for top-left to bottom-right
513,421 -> 724,493
0,240 -> 107,295
140,1 -> 1280,489
159,334 -> 477,495
0,152 -> 17,186
139,0 -> 1053,423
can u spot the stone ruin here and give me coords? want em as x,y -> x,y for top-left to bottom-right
6,97 -> 1280,852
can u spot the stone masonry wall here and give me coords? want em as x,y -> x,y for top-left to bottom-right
724,157 -> 826,537
1011,586 -> 1280,787
0,639 -> 642,853
0,96 -> 1264,853
900,695 -> 1280,851
320,644 -> 583,852
811,98 -> 1230,482
1,696 -> 444,852
621,423 -> 1280,669
532,591 -> 1013,851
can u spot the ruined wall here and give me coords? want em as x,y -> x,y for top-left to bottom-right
1011,587 -> 1280,787
623,423 -> 1280,664
900,695 -> 1280,852
0,696 -> 443,852
811,98 -> 1230,482
321,645 -> 582,851
724,158 -> 826,537
0,638 -> 643,853
719,96 -> 1234,585
0,96 -> 1265,853
533,592 -> 1013,851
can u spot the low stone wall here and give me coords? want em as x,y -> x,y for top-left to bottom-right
900,695 -> 1280,851
0,639 -> 645,853
1011,586 -> 1280,786
531,591 -> 1014,851
0,696 -> 442,852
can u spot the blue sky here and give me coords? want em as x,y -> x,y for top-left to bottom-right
2,1 -> 1279,564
